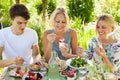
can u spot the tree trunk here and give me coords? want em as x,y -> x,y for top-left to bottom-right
0,22 -> 2,29
42,0 -> 47,22
16,0 -> 20,4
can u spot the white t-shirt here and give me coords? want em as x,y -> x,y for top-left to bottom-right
0,27 -> 38,64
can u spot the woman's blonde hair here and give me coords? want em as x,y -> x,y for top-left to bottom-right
96,14 -> 115,29
49,7 -> 69,28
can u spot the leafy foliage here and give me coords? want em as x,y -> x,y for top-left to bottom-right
95,0 -> 120,22
66,0 -> 95,23
0,0 -> 14,27
30,25 -> 45,56
35,0 -> 42,15
0,3 -> 3,19
28,15 -> 45,56
70,57 -> 87,68
70,18 -> 95,50
47,0 -> 57,16
0,0 -> 29,27
35,0 -> 57,16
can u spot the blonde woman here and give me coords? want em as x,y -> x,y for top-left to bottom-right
42,8 -> 79,62
77,14 -> 119,71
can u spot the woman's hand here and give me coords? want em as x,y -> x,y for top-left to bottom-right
47,33 -> 56,43
60,43 -> 69,57
94,44 -> 107,59
76,46 -> 86,58
13,56 -> 24,66
95,44 -> 113,71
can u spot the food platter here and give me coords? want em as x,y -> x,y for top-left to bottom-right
29,63 -> 41,71
22,71 -> 43,80
9,68 -> 25,78
66,58 -> 91,70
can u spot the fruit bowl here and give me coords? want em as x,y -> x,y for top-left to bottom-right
9,66 -> 27,78
22,71 -> 43,80
29,62 -> 41,71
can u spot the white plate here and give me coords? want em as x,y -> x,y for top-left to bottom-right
65,58 -> 92,70
9,70 -> 22,78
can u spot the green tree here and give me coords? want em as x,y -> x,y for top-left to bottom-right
67,0 -> 95,23
0,0 -> 14,27
15,0 -> 20,3
95,0 -> 120,22
35,0 -> 57,22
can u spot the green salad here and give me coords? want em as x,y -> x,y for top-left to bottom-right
70,58 -> 87,68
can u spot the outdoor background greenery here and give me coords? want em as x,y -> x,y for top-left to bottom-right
0,0 -> 120,74
0,0 -> 120,57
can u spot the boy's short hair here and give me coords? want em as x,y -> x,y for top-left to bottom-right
9,4 -> 30,20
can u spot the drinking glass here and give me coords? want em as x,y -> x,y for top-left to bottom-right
40,58 -> 47,74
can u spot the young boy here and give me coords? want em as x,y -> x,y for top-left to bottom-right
0,4 -> 41,67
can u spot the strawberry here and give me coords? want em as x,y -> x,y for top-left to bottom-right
31,75 -> 37,80
67,71 -> 74,78
19,71 -> 24,76
70,68 -> 76,73
16,70 -> 19,74
16,70 -> 23,76
59,38 -> 65,42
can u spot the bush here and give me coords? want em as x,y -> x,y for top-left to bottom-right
35,0 -> 42,15
0,1 -> 13,27
96,0 -> 120,22
0,3 -> 3,19
28,14 -> 45,56
35,0 -> 57,16
47,0 -> 57,16
30,25 -> 45,56
70,17 -> 95,50
66,0 -> 95,23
